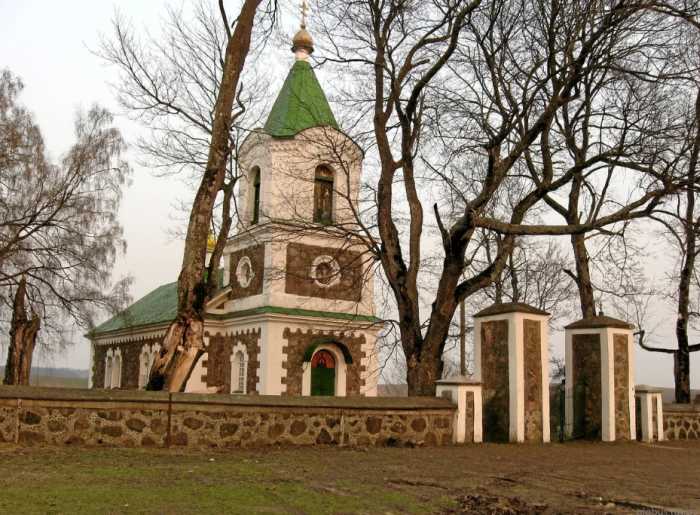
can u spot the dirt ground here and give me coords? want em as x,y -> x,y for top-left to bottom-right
0,440 -> 698,514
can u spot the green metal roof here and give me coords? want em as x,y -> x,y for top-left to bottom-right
263,60 -> 339,137
92,282 -> 178,335
90,278 -> 380,337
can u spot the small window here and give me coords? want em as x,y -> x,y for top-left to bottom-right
314,165 -> 334,224
138,346 -> 150,389
251,167 -> 261,225
112,350 -> 122,389
104,352 -> 113,389
231,350 -> 247,394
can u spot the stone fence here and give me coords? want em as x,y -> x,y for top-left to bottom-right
0,386 -> 454,448
664,403 -> 700,440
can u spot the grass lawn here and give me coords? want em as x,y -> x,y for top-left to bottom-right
0,441 -> 698,514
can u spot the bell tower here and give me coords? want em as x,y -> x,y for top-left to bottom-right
207,11 -> 379,397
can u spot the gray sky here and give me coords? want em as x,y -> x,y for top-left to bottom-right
0,0 -> 697,389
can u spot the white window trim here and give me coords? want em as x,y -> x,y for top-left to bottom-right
138,345 -> 150,389
230,342 -> 249,394
104,349 -> 114,389
111,348 -> 122,389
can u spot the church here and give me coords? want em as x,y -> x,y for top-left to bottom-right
88,23 -> 380,397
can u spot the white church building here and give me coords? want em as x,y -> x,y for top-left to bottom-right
88,24 -> 380,397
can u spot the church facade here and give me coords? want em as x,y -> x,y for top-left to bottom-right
88,26 -> 380,397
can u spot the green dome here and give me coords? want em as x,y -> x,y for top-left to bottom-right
264,60 -> 339,138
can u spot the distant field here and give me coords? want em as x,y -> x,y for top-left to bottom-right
0,441 -> 698,514
0,367 -> 89,389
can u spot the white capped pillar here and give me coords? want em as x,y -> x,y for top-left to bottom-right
474,303 -> 550,443
564,316 -> 636,442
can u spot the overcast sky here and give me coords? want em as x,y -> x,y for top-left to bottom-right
1,0 -> 697,389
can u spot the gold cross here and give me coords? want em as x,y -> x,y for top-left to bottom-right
300,0 -> 309,28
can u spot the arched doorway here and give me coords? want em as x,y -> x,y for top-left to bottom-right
310,349 -> 336,396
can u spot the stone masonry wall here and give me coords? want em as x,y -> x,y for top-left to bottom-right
282,328 -> 366,396
613,334 -> 630,440
664,404 -> 700,440
481,320 -> 509,442
464,390 -> 475,444
571,334 -> 602,439
0,387 -> 454,448
93,336 -> 162,390
203,329 -> 261,394
523,319 -> 543,442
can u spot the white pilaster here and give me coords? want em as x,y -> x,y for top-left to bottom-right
601,328 -> 615,442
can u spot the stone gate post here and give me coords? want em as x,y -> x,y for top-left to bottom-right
435,376 -> 483,444
564,316 -> 636,442
474,303 -> 550,443
635,385 -> 664,442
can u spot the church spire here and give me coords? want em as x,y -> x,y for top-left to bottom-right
291,0 -> 314,59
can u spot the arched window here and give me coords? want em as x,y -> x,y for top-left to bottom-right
251,167 -> 261,225
138,345 -> 150,389
112,349 -> 122,389
104,349 -> 113,389
314,165 -> 333,224
230,347 -> 247,394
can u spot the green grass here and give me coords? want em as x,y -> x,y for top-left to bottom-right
0,447 -> 451,514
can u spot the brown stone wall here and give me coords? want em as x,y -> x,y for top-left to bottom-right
282,328 -> 366,396
664,405 -> 700,440
523,319 -> 543,442
169,407 -> 453,448
92,337 -> 161,390
613,334 -> 630,440
285,243 -> 363,302
0,387 -> 455,448
203,329 -> 261,394
571,333 -> 602,439
481,320 -> 510,442
229,244 -> 265,300
0,402 -> 16,442
465,390 -> 475,444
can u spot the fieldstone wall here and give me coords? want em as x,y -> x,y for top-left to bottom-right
285,243 -> 363,302
664,404 -> 700,440
481,320 -> 509,442
0,387 -> 454,448
203,329 -> 261,394
229,244 -> 265,300
571,334 -> 602,439
465,390 -> 475,443
92,336 -> 161,390
523,319 -> 543,442
613,334 -> 630,440
281,328 -> 366,396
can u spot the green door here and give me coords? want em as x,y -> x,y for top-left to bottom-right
311,350 -> 336,396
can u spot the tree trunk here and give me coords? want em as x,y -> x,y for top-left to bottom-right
406,352 -> 443,396
147,0 -> 262,392
673,89 -> 700,404
571,232 -> 596,318
459,299 -> 466,376
3,277 -> 40,386
674,349 -> 691,404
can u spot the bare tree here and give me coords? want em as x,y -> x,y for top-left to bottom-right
0,69 -> 131,384
637,86 -> 700,403
312,0 -> 698,394
100,0 -> 273,391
